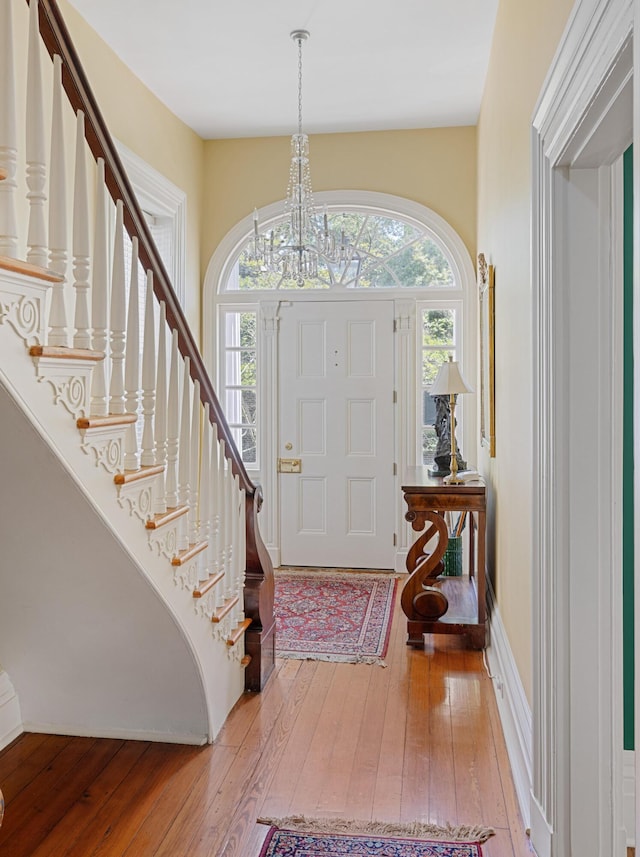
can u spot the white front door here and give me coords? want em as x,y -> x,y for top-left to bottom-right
278,300 -> 395,569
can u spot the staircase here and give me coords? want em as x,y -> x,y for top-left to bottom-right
0,0 -> 275,747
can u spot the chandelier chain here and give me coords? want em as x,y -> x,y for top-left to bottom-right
297,35 -> 303,137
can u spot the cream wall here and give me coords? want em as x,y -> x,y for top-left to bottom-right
57,0 -> 205,337
202,127 -> 477,274
476,0 -> 575,702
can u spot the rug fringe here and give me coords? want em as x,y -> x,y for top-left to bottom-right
276,652 -> 388,667
256,815 -> 495,844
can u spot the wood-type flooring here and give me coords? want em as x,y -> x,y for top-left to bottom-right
0,579 -> 533,856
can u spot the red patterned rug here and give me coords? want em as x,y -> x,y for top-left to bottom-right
274,570 -> 397,665
257,817 -> 493,856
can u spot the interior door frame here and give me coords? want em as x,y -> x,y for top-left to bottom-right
531,2 -> 632,852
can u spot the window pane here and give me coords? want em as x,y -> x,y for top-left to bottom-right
222,310 -> 258,467
423,349 -> 453,385
422,426 -> 437,465
242,428 -> 257,463
423,309 -> 455,345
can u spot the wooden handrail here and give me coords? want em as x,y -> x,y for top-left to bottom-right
32,0 -> 254,493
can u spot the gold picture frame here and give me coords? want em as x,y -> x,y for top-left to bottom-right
478,253 -> 496,457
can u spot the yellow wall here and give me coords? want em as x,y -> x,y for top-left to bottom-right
58,0 -> 205,336
202,127 -> 477,274
476,0 -> 575,701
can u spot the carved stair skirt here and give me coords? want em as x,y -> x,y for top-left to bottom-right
0,0 -> 275,702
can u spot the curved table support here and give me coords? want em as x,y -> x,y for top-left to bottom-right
401,470 -> 487,649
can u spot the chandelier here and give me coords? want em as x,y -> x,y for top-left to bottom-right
250,29 -> 358,287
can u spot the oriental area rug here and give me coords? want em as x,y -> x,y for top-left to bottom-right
274,569 -> 397,665
257,817 -> 494,857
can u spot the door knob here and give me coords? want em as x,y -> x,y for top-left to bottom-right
285,442 -> 293,450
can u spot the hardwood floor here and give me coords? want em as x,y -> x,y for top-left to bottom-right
0,582 -> 533,856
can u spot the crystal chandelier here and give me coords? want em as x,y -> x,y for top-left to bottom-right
250,29 -> 358,287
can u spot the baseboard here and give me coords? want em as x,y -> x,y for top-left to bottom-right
485,583 -> 533,832
0,671 -> 23,751
529,793 -> 552,857
21,721 -> 208,746
623,749 -> 635,846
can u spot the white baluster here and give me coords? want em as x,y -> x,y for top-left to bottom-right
165,329 -> 180,508
72,111 -> 91,349
198,405 -> 211,581
48,55 -> 68,346
224,461 -> 236,598
90,158 -> 108,415
239,486 -> 246,619
232,475 -> 241,622
109,201 -> 126,413
224,458 -> 234,600
154,301 -> 168,513
177,357 -> 191,549
0,0 -> 18,257
217,439 -> 226,591
123,237 -> 140,470
140,270 -> 156,466
26,0 -> 47,268
208,426 -> 220,579
189,379 -> 200,546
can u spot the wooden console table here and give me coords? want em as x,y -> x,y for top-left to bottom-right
401,469 -> 486,649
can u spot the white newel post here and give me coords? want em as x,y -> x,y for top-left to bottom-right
198,406 -> 211,580
0,0 -> 18,257
140,271 -> 156,466
72,111 -> 91,349
90,159 -> 108,415
154,301 -> 168,512
123,237 -> 140,470
109,201 -> 126,414
26,0 -> 47,269
178,357 -> 191,549
48,55 -> 68,346
165,329 -> 180,509
189,379 -> 201,546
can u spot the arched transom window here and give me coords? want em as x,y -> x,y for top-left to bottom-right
223,209 -> 457,292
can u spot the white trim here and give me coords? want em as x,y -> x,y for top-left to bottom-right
115,140 -> 187,306
531,2 -> 632,854
0,670 -> 22,751
624,750 -> 636,846
485,583 -> 533,832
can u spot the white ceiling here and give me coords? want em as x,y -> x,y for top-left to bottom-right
67,0 -> 499,140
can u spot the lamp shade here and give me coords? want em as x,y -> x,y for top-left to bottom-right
430,356 -> 474,396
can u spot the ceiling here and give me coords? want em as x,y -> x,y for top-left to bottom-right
67,0 -> 499,140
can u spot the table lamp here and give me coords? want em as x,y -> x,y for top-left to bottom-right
429,356 -> 474,484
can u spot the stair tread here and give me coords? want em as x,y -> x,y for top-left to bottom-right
193,570 -> 224,598
227,618 -> 252,647
172,540 -> 208,567
29,345 -> 104,362
145,505 -> 189,529
0,167 -> 6,181
0,255 -> 63,283
211,595 -> 239,623
77,413 -> 137,430
114,464 -> 164,485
